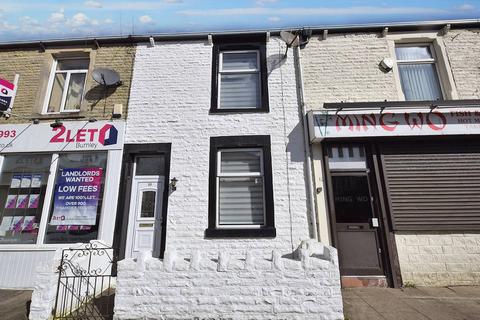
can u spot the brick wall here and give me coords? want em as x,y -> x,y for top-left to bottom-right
301,28 -> 480,107
0,44 -> 134,124
443,29 -> 480,99
125,38 -> 312,252
302,28 -> 480,286
115,245 -> 343,320
396,232 -> 480,286
301,33 -> 399,107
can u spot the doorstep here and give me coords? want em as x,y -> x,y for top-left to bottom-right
341,276 -> 388,288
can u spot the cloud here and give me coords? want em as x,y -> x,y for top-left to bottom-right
268,16 -> 280,22
48,9 -> 66,24
456,4 -> 475,11
68,12 -> 90,27
2,1 -> 165,12
139,15 -> 153,24
256,0 -> 278,5
179,6 -> 445,17
85,0 -> 102,8
0,21 -> 17,32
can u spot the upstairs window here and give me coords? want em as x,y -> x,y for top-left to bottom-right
211,36 -> 269,113
44,58 -> 89,113
395,44 -> 443,101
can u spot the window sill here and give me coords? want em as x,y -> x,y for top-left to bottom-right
205,227 -> 276,238
30,113 -> 86,120
209,107 -> 269,114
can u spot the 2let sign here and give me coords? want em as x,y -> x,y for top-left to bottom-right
50,124 -> 118,146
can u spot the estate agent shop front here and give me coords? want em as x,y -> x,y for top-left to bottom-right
309,106 -> 480,287
0,120 -> 124,289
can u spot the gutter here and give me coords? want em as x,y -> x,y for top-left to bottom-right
0,19 -> 478,49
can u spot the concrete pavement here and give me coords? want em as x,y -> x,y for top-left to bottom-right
343,286 -> 480,320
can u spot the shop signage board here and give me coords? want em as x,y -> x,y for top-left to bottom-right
308,109 -> 480,141
0,120 -> 125,153
50,167 -> 103,226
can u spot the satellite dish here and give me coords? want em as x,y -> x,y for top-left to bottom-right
280,31 -> 300,47
92,68 -> 122,87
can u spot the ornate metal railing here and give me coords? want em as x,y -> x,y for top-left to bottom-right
53,241 -> 116,320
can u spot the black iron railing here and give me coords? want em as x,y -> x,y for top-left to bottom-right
53,242 -> 116,320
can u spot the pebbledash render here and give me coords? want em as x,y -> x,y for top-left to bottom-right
114,33 -> 343,319
301,21 -> 480,287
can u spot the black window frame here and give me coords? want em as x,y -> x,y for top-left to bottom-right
206,135 -> 275,238
210,34 -> 269,114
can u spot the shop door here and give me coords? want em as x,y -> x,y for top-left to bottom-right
125,176 -> 164,259
326,145 -> 384,276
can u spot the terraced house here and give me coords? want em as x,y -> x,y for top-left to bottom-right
303,19 -> 480,288
0,39 -> 135,318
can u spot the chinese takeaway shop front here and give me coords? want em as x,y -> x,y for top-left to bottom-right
308,104 -> 480,288
0,120 -> 124,289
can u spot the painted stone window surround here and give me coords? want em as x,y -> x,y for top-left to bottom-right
210,34 -> 269,113
206,135 -> 275,238
34,48 -> 97,118
387,32 -> 458,101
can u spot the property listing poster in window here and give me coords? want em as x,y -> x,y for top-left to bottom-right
50,167 -> 103,226
0,154 -> 50,244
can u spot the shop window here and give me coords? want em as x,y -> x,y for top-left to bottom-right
44,57 -> 89,113
210,38 -> 269,113
44,152 -> 107,244
206,136 -> 275,238
394,44 -> 443,101
0,155 -> 51,244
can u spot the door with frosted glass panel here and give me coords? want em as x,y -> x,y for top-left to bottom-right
125,177 -> 164,259
326,144 -> 385,276
125,155 -> 166,259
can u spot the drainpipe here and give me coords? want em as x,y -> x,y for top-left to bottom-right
293,45 -> 319,241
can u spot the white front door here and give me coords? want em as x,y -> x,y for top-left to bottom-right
125,176 -> 164,259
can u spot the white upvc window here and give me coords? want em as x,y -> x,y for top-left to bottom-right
216,148 -> 266,228
43,58 -> 89,113
218,50 -> 261,109
394,44 -> 444,101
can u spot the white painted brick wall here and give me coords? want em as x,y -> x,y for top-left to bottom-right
126,38 -> 311,252
114,245 -> 343,320
396,232 -> 480,286
121,38 -> 342,319
28,249 -> 62,320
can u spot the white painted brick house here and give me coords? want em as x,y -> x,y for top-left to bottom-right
114,34 -> 343,319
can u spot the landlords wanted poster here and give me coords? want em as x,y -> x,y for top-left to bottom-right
50,167 -> 103,225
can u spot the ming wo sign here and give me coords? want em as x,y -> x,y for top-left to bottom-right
308,109 -> 480,141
